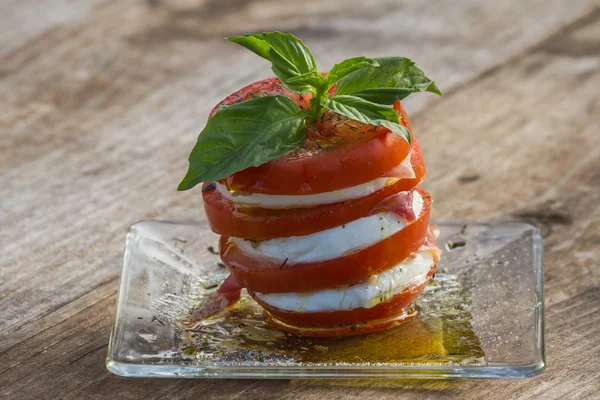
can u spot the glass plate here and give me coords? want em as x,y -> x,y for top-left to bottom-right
106,221 -> 544,379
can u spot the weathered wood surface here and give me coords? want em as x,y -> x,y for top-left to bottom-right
1,1 -> 599,399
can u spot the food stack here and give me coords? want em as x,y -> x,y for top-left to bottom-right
179,32 -> 442,337
200,79 -> 439,337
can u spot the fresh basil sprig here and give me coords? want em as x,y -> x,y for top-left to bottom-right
179,32 -> 441,190
228,32 -> 322,95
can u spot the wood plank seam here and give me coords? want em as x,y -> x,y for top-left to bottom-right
0,279 -> 118,355
416,4 -> 600,117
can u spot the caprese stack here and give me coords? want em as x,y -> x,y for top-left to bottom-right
178,32 -> 442,337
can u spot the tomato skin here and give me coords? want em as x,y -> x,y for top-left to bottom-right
249,266 -> 435,337
210,77 -> 415,195
178,275 -> 242,328
219,189 -> 431,293
202,141 -> 425,240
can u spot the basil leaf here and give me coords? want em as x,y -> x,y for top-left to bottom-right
327,57 -> 379,86
350,87 -> 413,104
226,34 -> 271,60
323,95 -> 399,121
321,95 -> 411,143
334,56 -> 441,101
228,32 -> 318,94
286,71 -> 329,94
178,95 -> 306,190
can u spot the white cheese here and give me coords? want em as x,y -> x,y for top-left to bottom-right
229,190 -> 423,264
254,250 -> 435,312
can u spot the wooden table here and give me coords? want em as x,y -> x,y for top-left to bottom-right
2,1 -> 599,398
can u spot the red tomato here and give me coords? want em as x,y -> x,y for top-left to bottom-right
210,78 -> 415,195
250,266 -> 436,337
220,189 -> 431,293
178,275 -> 243,327
202,140 -> 425,240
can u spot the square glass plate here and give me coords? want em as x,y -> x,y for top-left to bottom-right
106,221 -> 544,379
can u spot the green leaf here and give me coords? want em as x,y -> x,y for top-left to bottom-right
178,95 -> 306,190
227,34 -> 271,60
286,71 -> 329,94
350,87 -> 413,104
334,56 -> 441,102
228,32 -> 318,94
323,95 -> 399,122
321,95 -> 411,143
327,57 -> 379,86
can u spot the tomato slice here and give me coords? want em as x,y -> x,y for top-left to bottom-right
263,308 -> 417,338
202,141 -> 425,240
178,274 -> 243,327
220,189 -> 431,293
210,77 -> 415,195
249,266 -> 435,337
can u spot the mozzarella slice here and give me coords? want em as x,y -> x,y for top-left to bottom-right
254,250 -> 435,312
229,190 -> 423,264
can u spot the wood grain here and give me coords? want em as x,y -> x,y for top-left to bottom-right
1,0 -> 599,399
